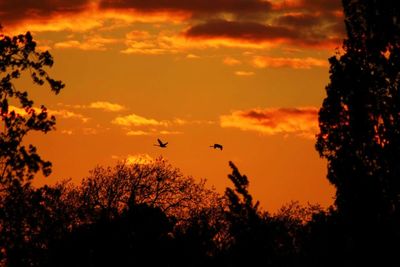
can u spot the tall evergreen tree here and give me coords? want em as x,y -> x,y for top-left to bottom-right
317,0 -> 400,222
316,0 -> 400,263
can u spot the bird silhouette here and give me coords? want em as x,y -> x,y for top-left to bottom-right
210,144 -> 223,150
154,138 -> 168,148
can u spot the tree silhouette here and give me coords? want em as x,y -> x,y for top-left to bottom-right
222,162 -> 298,267
316,0 -> 400,264
0,28 -> 65,266
46,159 -> 224,267
76,158 -> 221,223
0,182 -> 73,266
0,28 -> 64,184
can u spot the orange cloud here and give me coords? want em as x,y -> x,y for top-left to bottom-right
88,101 -> 125,112
126,154 -> 154,165
54,35 -> 119,51
61,130 -> 74,135
126,130 -> 152,136
1,1 -> 190,34
252,56 -> 328,69
126,129 -> 182,136
184,19 -> 342,49
223,57 -> 242,66
186,54 -> 200,59
99,0 -> 273,16
235,71 -> 255,76
57,101 -> 125,112
220,107 -> 319,138
112,113 -> 167,127
112,154 -> 154,165
8,105 -> 89,123
51,109 -> 90,122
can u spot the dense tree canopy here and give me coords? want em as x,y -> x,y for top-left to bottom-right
317,0 -> 400,221
316,0 -> 400,264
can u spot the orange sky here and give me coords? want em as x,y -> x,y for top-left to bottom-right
1,0 -> 344,211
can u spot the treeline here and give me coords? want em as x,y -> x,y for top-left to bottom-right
1,157 -> 328,267
1,157 -> 399,266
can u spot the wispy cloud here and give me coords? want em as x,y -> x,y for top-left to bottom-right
8,105 -> 89,123
58,101 -> 125,112
126,129 -> 183,136
159,130 -> 183,135
89,101 -> 125,112
223,57 -> 242,66
51,109 -> 90,122
184,19 -> 342,49
126,130 -> 152,136
126,154 -> 154,165
112,113 -> 167,127
220,107 -> 319,138
54,35 -> 119,51
252,56 -> 328,69
112,154 -> 154,165
235,71 -> 255,76
61,130 -> 74,135
186,53 -> 200,59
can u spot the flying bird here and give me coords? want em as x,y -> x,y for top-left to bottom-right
154,138 -> 168,148
210,144 -> 223,150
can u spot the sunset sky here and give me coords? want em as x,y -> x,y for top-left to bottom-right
0,0 -> 344,211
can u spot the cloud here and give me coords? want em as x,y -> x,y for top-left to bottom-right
185,19 -> 296,43
8,105 -> 89,122
274,13 -> 322,28
220,107 -> 319,138
61,130 -> 74,135
51,109 -> 90,122
126,154 -> 154,165
54,35 -> 119,51
159,130 -> 183,135
252,56 -> 328,69
184,19 -> 341,49
125,129 -> 182,136
112,115 -> 210,136
126,130 -> 152,136
223,57 -> 242,66
89,101 -> 125,112
0,0 -> 344,55
112,154 -> 154,165
99,0 -> 273,16
58,101 -> 125,112
235,71 -> 255,76
186,53 -> 200,59
287,0 -> 342,13
112,113 -> 167,127
0,0 -> 91,26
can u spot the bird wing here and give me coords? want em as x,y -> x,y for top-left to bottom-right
157,139 -> 163,145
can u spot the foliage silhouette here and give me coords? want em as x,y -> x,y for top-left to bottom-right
0,28 -> 65,266
0,29 -> 64,184
74,157 -> 221,223
46,158 -> 224,267
220,162 -> 302,267
0,182 -> 73,266
316,0 -> 400,265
